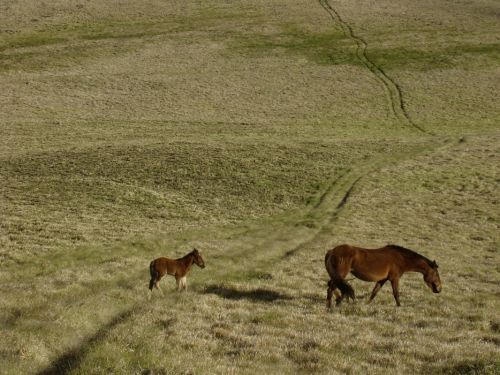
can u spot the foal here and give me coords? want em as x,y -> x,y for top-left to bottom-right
149,248 -> 205,296
325,244 -> 442,307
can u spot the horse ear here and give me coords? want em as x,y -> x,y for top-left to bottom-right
432,260 -> 438,269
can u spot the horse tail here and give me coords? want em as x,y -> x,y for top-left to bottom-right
325,251 -> 355,301
149,261 -> 158,291
335,279 -> 355,301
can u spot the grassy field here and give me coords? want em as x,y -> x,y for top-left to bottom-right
0,0 -> 499,374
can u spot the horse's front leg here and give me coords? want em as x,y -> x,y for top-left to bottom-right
390,278 -> 401,306
368,279 -> 387,304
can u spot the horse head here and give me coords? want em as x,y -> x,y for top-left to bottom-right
424,260 -> 441,293
192,248 -> 205,269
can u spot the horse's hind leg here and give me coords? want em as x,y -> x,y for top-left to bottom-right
154,281 -> 164,296
327,282 -> 334,308
390,278 -> 401,306
148,279 -> 162,299
334,289 -> 342,306
326,280 -> 342,308
368,279 -> 387,304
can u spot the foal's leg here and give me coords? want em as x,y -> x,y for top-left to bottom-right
149,274 -> 164,299
155,281 -> 164,295
368,279 -> 387,304
390,278 -> 401,306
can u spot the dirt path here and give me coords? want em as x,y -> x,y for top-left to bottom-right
318,0 -> 430,135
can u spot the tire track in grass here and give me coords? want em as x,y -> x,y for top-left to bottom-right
282,133 -> 458,261
282,141 -> 438,258
318,0 -> 431,135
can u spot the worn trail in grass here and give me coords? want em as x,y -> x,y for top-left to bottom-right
318,0 -> 428,134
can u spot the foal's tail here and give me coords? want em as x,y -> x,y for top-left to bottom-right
149,261 -> 158,291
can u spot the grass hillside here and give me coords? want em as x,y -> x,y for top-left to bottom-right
0,0 -> 498,374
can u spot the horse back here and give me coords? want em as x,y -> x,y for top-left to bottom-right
353,245 -> 409,280
326,244 -> 401,281
152,257 -> 181,276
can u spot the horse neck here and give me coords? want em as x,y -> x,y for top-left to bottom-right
403,256 -> 431,275
179,254 -> 195,270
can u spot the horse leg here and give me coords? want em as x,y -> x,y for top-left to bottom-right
327,280 -> 343,308
390,278 -> 401,306
334,289 -> 342,306
155,281 -> 164,296
326,282 -> 334,308
148,279 -> 155,300
337,272 -> 355,305
326,252 -> 354,307
180,276 -> 187,291
330,279 -> 352,306
368,279 -> 387,304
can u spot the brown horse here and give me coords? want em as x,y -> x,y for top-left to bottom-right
149,249 -> 205,296
325,244 -> 441,307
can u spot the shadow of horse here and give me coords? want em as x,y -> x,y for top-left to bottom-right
203,285 -> 291,302
36,307 -> 140,375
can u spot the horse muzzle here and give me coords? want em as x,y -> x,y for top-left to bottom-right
432,284 -> 441,293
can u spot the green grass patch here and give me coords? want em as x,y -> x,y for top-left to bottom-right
229,24 -> 359,65
0,35 -> 68,51
431,360 -> 500,374
0,8 -> 261,72
369,43 -> 500,71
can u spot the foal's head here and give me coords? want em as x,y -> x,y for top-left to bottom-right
424,260 -> 441,293
191,248 -> 205,269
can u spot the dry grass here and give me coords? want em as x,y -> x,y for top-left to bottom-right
0,0 -> 499,374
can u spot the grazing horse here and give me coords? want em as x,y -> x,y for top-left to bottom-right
149,249 -> 205,296
325,244 -> 441,307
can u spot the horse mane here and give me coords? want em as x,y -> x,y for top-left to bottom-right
177,250 -> 196,261
387,244 -> 435,267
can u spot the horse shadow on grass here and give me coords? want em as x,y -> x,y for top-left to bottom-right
36,307 -> 139,375
203,285 -> 292,302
